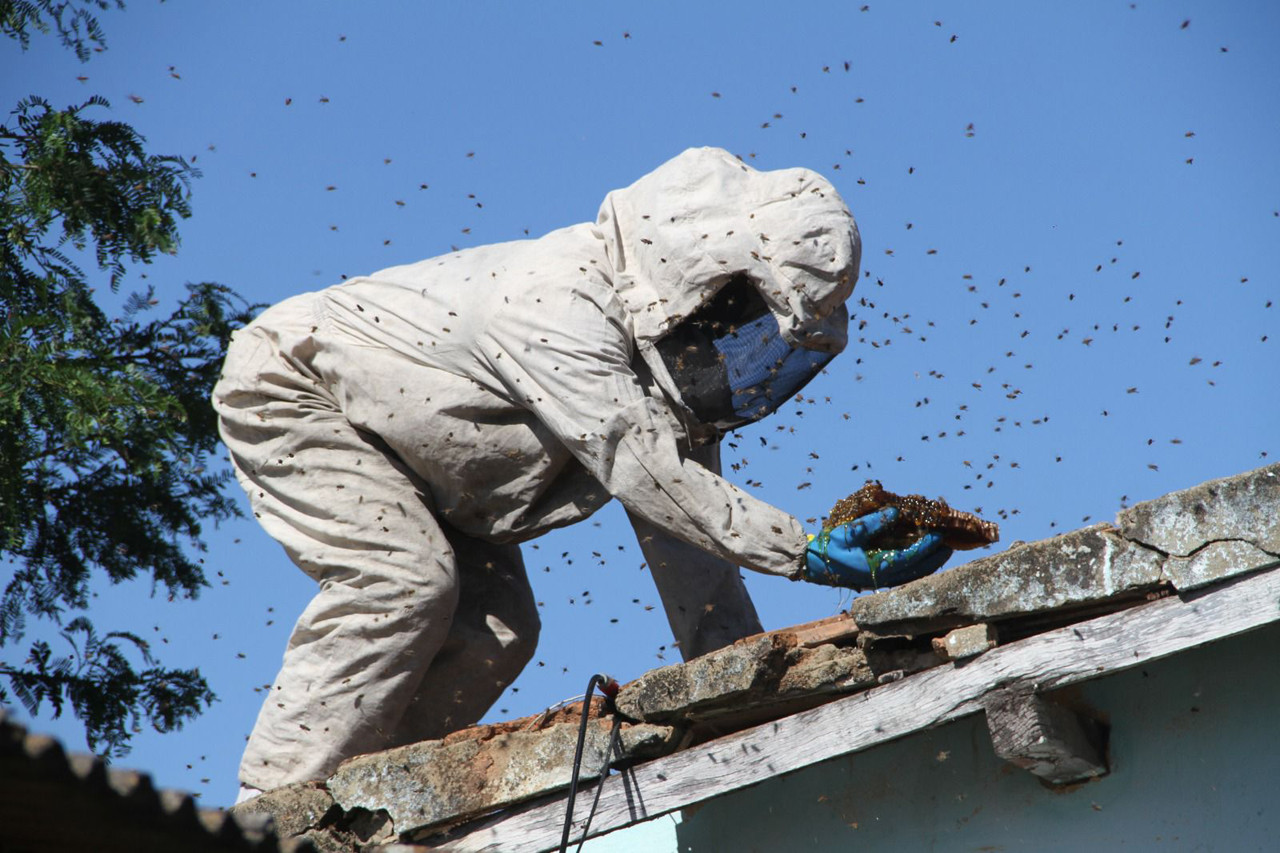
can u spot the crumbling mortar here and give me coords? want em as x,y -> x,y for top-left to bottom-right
303,799 -> 399,851
248,777 -> 402,851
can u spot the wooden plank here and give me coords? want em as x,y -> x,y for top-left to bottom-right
983,689 -> 1106,785
765,612 -> 859,648
791,616 -> 860,648
425,567 -> 1280,852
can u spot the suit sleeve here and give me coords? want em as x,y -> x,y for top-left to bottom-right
480,280 -> 808,579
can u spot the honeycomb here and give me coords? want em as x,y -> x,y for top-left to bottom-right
826,480 -> 999,551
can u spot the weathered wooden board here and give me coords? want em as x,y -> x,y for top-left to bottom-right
426,567 -> 1280,852
770,612 -> 859,648
984,688 -> 1107,785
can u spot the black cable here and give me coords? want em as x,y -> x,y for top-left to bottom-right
559,673 -> 612,853
574,714 -> 624,853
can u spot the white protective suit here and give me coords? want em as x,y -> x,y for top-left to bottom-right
214,147 -> 860,791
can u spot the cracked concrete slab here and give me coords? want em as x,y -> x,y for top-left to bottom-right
851,464 -> 1280,634
1163,539 -> 1280,590
615,633 -> 875,725
615,635 -> 787,723
849,523 -> 1165,635
324,717 -> 676,837
1117,464 -> 1280,585
229,780 -> 398,852
776,643 -> 874,695
230,781 -> 336,839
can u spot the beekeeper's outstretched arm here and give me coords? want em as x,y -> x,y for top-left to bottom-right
625,440 -> 764,660
484,146 -> 951,596
482,274 -> 809,580
483,280 -> 949,630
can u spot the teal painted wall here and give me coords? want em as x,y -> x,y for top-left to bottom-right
670,621 -> 1280,853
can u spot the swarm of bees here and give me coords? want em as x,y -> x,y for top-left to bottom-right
111,5 -> 1267,803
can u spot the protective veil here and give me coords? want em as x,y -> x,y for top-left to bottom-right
213,147 -> 860,790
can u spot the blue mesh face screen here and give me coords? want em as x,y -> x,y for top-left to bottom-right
713,312 -> 835,423
656,276 -> 834,432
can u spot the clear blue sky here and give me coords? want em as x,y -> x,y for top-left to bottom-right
4,1 -> 1278,808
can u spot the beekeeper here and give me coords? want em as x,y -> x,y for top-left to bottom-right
215,147 -> 950,801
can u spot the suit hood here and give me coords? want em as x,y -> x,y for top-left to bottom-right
593,146 -> 860,353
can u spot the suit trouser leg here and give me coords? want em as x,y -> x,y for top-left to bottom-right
216,313 -> 462,790
387,528 -> 540,747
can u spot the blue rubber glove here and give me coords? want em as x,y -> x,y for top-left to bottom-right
803,507 -> 953,590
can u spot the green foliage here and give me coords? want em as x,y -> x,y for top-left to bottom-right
1,0 -> 123,61
0,618 -> 215,757
1,5 -> 261,757
6,94 -> 194,286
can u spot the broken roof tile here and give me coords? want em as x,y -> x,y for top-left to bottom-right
0,710 -> 311,852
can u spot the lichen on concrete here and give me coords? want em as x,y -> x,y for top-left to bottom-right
615,634 -> 788,723
1163,539 -> 1280,590
1117,463 -> 1280,558
324,717 -> 676,837
229,781 -> 337,840
851,464 -> 1280,634
849,524 -> 1165,635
